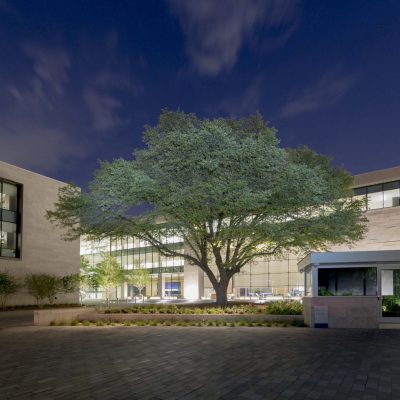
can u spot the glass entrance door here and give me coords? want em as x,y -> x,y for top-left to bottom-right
381,269 -> 400,318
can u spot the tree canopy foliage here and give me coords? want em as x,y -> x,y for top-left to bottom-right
93,253 -> 124,306
125,261 -> 150,302
47,111 -> 367,305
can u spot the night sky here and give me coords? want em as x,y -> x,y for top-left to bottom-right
0,0 -> 399,188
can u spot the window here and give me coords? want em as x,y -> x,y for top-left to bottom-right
382,269 -> 400,317
165,282 -> 181,296
318,267 -> 377,296
0,179 -> 21,258
383,181 -> 400,208
353,181 -> 400,210
367,184 -> 383,210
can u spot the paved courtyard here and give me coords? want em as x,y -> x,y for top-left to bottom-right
1,325 -> 400,400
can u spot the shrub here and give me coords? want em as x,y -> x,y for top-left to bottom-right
70,320 -> 78,326
54,320 -> 66,326
318,288 -> 334,296
123,321 -> 131,326
96,320 -> 105,326
0,272 -> 19,308
24,273 -> 78,307
83,320 -> 91,326
382,296 -> 400,317
266,301 -> 303,315
60,274 -> 79,294
25,274 -> 61,306
105,303 -> 270,315
291,320 -> 307,327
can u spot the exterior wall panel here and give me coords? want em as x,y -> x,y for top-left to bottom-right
0,161 -> 80,305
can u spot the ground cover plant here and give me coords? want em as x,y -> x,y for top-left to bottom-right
49,318 -> 307,328
103,300 -> 303,315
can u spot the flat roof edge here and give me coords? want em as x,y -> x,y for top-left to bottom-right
0,160 -> 70,186
298,250 -> 400,270
353,166 -> 400,187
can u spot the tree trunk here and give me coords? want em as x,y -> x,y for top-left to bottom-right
214,280 -> 230,307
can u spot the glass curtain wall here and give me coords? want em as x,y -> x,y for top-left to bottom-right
81,236 -> 184,301
0,179 -> 21,258
354,181 -> 400,210
203,254 -> 304,299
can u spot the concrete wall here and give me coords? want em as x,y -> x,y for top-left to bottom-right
0,161 -> 80,305
33,308 -> 303,326
184,263 -> 204,300
303,296 -> 380,329
330,207 -> 400,252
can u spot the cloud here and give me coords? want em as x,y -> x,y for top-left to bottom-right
0,124 -> 84,171
84,71 -> 142,132
170,0 -> 299,76
84,88 -> 125,132
24,44 -> 70,94
0,45 -> 86,172
211,76 -> 263,116
281,70 -> 360,118
5,44 -> 70,111
0,32 -> 147,173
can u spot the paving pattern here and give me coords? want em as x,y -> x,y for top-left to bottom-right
0,310 -> 33,330
1,325 -> 400,399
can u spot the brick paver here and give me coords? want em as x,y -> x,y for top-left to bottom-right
0,310 -> 33,329
1,326 -> 400,399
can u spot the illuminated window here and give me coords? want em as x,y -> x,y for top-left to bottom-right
353,180 -> 400,211
0,179 -> 21,258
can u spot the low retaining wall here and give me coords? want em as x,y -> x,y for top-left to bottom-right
34,308 -> 95,326
34,308 -> 303,325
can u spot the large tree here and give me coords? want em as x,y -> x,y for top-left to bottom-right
47,111 -> 367,306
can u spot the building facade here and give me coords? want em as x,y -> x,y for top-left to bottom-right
0,161 -> 80,305
81,166 -> 400,302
